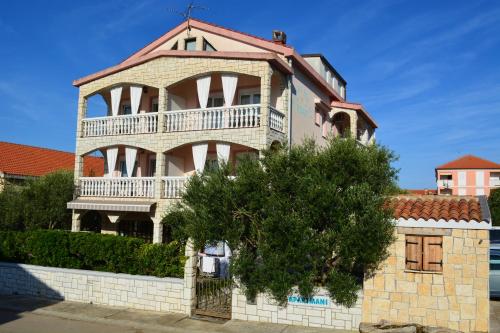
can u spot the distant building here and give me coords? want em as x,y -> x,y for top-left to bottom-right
435,154 -> 500,196
0,141 -> 104,191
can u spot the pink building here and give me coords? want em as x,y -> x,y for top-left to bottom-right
435,155 -> 500,196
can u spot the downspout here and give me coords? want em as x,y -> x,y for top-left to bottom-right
287,58 -> 293,148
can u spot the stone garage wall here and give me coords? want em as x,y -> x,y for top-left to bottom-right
0,262 -> 191,314
362,228 -> 489,333
232,287 -> 362,330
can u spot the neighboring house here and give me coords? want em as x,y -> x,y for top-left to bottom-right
67,18 -> 377,243
406,189 -> 437,195
363,195 -> 491,332
436,155 -> 500,196
0,141 -> 104,192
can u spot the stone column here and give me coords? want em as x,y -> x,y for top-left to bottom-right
157,87 -> 167,133
260,64 -> 273,148
152,218 -> 163,244
350,112 -> 358,140
71,211 -> 81,232
182,239 -> 198,315
155,151 -> 166,199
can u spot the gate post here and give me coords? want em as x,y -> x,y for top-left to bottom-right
182,239 -> 197,315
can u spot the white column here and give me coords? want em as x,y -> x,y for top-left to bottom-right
110,87 -> 122,116
221,74 -> 238,107
216,142 -> 231,164
192,143 -> 208,173
196,76 -> 211,108
152,218 -> 163,244
106,148 -> 118,177
125,147 -> 137,177
130,86 -> 142,115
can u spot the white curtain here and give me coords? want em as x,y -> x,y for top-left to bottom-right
130,86 -> 142,115
192,143 -> 208,173
221,74 -> 238,107
110,87 -> 122,116
216,142 -> 231,164
106,148 -> 118,177
125,147 -> 137,178
196,76 -> 211,108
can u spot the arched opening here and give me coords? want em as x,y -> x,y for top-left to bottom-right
332,112 -> 351,138
79,146 -> 157,198
167,73 -> 262,110
85,84 -> 160,118
118,213 -> 154,243
270,140 -> 282,152
80,210 -> 102,233
162,141 -> 258,198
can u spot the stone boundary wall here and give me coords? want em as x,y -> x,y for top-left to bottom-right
0,262 -> 190,314
232,288 -> 362,331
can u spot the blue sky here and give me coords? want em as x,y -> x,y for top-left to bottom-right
0,0 -> 499,189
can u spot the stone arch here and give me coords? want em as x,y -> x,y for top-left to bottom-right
332,112 -> 352,138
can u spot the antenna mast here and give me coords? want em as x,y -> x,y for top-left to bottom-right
169,2 -> 207,32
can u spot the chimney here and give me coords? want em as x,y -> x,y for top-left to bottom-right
272,30 -> 287,45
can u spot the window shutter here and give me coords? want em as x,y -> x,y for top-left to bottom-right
423,236 -> 443,272
405,235 -> 422,270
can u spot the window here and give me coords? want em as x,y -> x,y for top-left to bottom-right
405,235 -> 443,272
239,93 -> 261,105
148,158 -> 156,177
121,101 -> 131,115
203,38 -> 216,51
315,109 -> 321,126
151,98 -> 158,112
205,153 -> 218,171
207,96 -> 224,108
322,113 -> 329,138
185,38 -> 196,51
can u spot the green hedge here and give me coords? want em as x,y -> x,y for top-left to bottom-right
0,230 -> 185,278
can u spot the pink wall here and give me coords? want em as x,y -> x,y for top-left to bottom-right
436,169 -> 499,196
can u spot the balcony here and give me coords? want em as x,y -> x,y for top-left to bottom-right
164,104 -> 261,132
437,179 -> 454,188
162,176 -> 189,198
79,177 -> 156,198
82,113 -> 158,137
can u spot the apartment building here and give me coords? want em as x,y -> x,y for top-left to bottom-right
436,155 -> 500,196
67,19 -> 377,243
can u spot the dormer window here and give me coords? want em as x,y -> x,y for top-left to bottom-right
203,38 -> 216,51
185,38 -> 196,51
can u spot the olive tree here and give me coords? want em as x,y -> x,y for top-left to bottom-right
164,138 -> 398,307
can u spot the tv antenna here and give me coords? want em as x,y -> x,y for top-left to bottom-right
169,2 -> 208,32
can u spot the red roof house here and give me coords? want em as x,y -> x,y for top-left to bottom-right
0,141 -> 104,179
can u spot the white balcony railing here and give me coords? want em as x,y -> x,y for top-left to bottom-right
162,176 -> 189,198
164,104 -> 261,132
81,113 -> 158,137
437,179 -> 454,188
79,177 -> 155,198
269,106 -> 285,132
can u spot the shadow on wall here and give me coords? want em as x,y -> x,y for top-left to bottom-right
0,263 -> 62,325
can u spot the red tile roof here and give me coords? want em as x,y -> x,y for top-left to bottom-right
0,142 -> 104,178
436,155 -> 500,170
386,196 -> 483,222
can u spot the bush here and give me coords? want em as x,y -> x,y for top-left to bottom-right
0,230 -> 185,278
489,189 -> 500,227
0,171 -> 74,231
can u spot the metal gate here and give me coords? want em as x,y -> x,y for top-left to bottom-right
193,256 -> 233,319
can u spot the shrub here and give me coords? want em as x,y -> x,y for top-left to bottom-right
489,189 -> 500,227
0,230 -> 185,278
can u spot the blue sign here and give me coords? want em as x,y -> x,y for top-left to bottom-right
288,295 -> 329,307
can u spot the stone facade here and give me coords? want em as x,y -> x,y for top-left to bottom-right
71,56 -> 289,241
362,227 -> 489,333
232,288 -> 362,330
